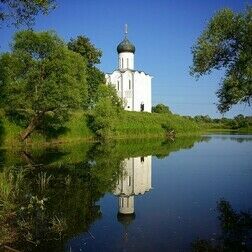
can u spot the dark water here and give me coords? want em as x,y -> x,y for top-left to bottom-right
0,134 -> 252,251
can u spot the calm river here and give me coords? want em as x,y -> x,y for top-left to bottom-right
0,134 -> 251,251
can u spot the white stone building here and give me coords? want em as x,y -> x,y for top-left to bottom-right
114,156 -> 152,215
105,26 -> 152,112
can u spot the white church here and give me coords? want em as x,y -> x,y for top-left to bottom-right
105,26 -> 152,112
114,156 -> 152,216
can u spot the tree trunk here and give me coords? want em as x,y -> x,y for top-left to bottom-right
20,112 -> 44,141
21,151 -> 36,166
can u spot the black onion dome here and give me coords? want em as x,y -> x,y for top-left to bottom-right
117,212 -> 136,226
117,37 -> 135,54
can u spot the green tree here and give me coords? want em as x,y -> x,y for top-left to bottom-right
0,0 -> 56,27
90,84 -> 122,141
67,36 -> 105,108
190,7 -> 252,113
0,30 -> 87,141
152,104 -> 172,114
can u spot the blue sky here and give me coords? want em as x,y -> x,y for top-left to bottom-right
1,0 -> 251,117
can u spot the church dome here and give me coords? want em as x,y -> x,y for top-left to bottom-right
117,37 -> 135,54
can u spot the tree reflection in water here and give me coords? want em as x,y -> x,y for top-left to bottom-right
192,199 -> 252,252
0,144 -> 124,251
0,136 -> 204,251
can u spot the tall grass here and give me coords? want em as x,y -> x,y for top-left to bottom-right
1,111 -> 94,148
114,111 -> 201,138
1,110 -> 205,147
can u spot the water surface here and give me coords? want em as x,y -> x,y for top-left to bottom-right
0,134 -> 251,251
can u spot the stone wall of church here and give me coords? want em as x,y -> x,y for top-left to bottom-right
118,52 -> 134,70
114,156 -> 152,197
114,156 -> 152,215
105,70 -> 152,112
133,71 -> 152,112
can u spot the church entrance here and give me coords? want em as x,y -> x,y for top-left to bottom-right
140,103 -> 144,112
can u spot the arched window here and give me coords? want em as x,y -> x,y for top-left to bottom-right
122,58 -> 124,68
127,58 -> 129,68
129,80 -> 131,90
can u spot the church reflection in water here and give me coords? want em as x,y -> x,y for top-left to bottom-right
113,156 -> 152,225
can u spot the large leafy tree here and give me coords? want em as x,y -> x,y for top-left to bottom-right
0,30 -> 87,140
190,7 -> 252,113
90,84 -> 123,141
68,36 -> 105,108
0,0 -> 55,27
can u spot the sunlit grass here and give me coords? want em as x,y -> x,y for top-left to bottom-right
114,111 -> 201,138
0,110 -> 219,147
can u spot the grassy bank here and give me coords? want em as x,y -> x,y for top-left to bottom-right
0,110 -> 226,148
114,111 -> 201,138
0,111 -> 94,148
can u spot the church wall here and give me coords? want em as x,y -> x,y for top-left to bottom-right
118,52 -> 134,69
121,71 -> 133,111
114,156 -> 152,196
114,156 -> 152,214
133,72 -> 152,112
106,71 -> 152,112
118,196 -> 134,214
133,156 -> 152,195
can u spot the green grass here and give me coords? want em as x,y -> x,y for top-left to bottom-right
0,111 -> 94,148
0,110 -> 226,148
57,111 -> 94,141
114,111 -> 201,138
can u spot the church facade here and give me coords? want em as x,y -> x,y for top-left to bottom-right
114,156 -> 152,215
105,27 -> 152,112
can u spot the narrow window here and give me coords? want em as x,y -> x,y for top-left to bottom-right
122,58 -> 124,68
128,176 -> 131,186
129,80 -> 131,90
117,81 -> 120,90
127,58 -> 129,68
127,197 -> 129,207
122,198 -> 124,207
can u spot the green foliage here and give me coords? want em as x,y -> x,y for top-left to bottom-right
152,103 -> 172,114
0,30 -> 87,140
191,7 -> 252,113
0,0 -> 56,27
193,114 -> 252,131
115,111 -> 200,138
67,35 -> 102,66
90,85 -> 123,141
227,114 -> 250,129
68,36 -> 105,108
194,115 -> 212,123
86,66 -> 105,108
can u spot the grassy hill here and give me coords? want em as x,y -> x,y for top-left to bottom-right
1,110 -> 203,148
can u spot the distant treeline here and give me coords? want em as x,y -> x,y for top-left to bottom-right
184,114 -> 252,131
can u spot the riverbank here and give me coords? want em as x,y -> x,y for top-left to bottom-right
0,110 -> 200,147
1,110 -> 250,148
